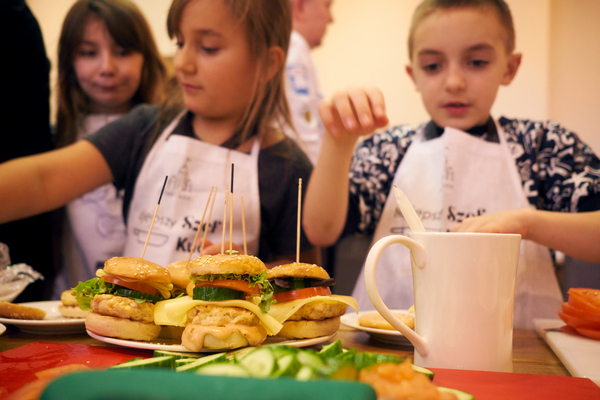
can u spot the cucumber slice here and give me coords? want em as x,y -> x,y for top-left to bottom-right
176,352 -> 227,372
296,365 -> 319,381
175,358 -> 199,367
193,286 -> 245,301
111,286 -> 162,303
319,340 -> 344,359
297,351 -> 324,369
153,349 -> 201,359
273,354 -> 301,377
195,362 -> 250,377
438,387 -> 474,400
411,364 -> 434,380
109,355 -> 175,370
273,278 -> 307,293
238,348 -> 276,378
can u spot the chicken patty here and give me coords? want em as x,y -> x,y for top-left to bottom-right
287,299 -> 348,321
187,304 -> 259,326
90,294 -> 155,323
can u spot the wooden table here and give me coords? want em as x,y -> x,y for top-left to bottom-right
0,323 -> 569,376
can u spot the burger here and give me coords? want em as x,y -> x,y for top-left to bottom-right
165,259 -> 192,296
154,253 -> 282,351
73,257 -> 173,341
58,289 -> 89,319
267,262 -> 358,339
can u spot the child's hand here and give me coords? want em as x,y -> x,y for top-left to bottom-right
451,209 -> 532,238
318,87 -> 389,141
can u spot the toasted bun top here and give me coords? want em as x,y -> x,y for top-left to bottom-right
166,260 -> 192,288
104,257 -> 170,284
188,254 -> 266,276
267,262 -> 330,280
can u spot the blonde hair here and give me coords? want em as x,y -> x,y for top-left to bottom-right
165,0 -> 293,148
56,0 -> 166,148
408,0 -> 516,60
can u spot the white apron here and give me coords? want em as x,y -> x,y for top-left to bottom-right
123,112 -> 261,267
352,125 -> 563,329
54,114 -> 127,298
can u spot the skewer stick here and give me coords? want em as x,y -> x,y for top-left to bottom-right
221,184 -> 229,254
296,178 -> 302,264
187,187 -> 215,264
141,176 -> 168,260
241,195 -> 247,255
201,187 -> 217,255
229,164 -> 234,254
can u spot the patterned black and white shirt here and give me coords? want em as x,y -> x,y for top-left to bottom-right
346,117 -> 600,236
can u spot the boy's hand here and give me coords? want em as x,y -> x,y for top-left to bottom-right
451,209 -> 532,238
318,87 -> 389,141
199,239 -> 244,256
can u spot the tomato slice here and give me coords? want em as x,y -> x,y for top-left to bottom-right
568,288 -> 600,316
574,326 -> 600,341
273,286 -> 331,302
195,279 -> 261,296
103,276 -> 158,297
558,310 -> 600,330
561,302 -> 600,323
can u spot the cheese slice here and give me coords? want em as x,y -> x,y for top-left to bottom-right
96,269 -> 174,299
268,295 -> 359,323
154,295 -> 283,335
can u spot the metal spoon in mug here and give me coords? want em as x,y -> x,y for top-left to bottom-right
393,185 -> 426,232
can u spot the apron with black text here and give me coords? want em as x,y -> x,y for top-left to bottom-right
352,125 -> 563,329
123,112 -> 261,267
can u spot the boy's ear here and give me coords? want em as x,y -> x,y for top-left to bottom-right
405,64 -> 417,87
265,46 -> 285,81
501,53 -> 522,85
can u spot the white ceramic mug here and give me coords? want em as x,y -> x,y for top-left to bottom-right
365,232 -> 521,372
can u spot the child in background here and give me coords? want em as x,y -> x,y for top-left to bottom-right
0,0 -> 317,271
52,0 -> 167,298
303,0 -> 600,328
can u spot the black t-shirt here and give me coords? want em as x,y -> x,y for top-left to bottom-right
86,104 -> 313,262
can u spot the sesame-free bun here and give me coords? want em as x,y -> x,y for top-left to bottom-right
188,254 -> 266,276
276,317 -> 340,339
103,257 -> 170,284
85,312 -> 161,341
267,262 -> 330,280
166,260 -> 192,289
0,301 -> 46,320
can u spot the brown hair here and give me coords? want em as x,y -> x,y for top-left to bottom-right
56,0 -> 167,148
162,0 -> 293,148
408,0 -> 516,60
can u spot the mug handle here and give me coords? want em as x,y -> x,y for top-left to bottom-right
364,235 -> 429,357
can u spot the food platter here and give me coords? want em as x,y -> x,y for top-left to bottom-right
0,301 -> 86,335
341,310 -> 413,346
87,330 -> 336,352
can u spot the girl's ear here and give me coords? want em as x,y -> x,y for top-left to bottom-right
406,64 -> 417,86
265,46 -> 285,81
501,52 -> 522,85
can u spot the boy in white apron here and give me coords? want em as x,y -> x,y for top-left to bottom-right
303,0 -> 600,329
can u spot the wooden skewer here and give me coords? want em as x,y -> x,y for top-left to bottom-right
241,195 -> 247,255
201,187 -> 217,255
141,176 -> 168,260
229,164 -> 234,254
187,187 -> 215,264
221,184 -> 229,254
296,178 -> 302,264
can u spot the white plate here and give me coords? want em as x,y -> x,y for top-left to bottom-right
341,310 -> 413,346
534,318 -> 600,386
87,330 -> 336,352
0,301 -> 86,335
